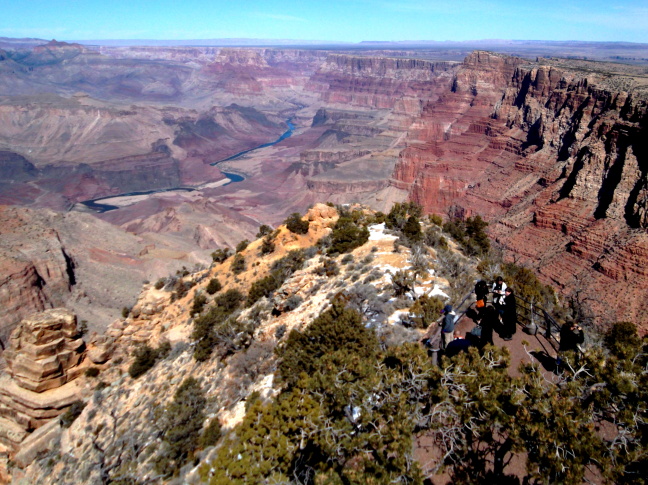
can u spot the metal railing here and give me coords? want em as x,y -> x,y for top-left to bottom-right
443,291 -> 563,348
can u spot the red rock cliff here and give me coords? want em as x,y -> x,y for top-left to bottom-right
392,51 -> 648,330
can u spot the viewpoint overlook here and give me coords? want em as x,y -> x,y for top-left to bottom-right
0,37 -> 647,483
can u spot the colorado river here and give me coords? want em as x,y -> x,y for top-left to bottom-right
80,119 -> 295,213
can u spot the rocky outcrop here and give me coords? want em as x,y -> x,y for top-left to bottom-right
0,204 -> 206,341
0,309 -> 86,451
3,308 -> 86,393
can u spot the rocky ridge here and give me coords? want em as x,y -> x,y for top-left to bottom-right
2,204 -> 449,483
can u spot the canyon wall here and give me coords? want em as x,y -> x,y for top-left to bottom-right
0,205 -> 209,344
392,51 -> 648,329
2,42 -> 647,330
308,54 -> 456,112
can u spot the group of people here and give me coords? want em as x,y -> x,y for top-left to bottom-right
436,276 -> 585,364
438,276 -> 519,352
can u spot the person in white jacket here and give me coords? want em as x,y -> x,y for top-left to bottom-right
491,276 -> 507,311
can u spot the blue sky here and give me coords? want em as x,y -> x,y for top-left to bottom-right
2,0 -> 647,43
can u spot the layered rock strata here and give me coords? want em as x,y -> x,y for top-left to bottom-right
0,308 -> 86,449
391,51 -> 648,329
3,308 -> 86,392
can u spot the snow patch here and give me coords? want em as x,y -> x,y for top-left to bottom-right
368,223 -> 398,242
388,310 -> 410,325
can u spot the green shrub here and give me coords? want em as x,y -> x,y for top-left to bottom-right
60,400 -> 87,428
95,381 -> 109,391
314,258 -> 339,277
443,215 -> 490,255
191,293 -> 207,315
391,270 -> 415,297
211,248 -> 231,263
230,253 -> 245,275
277,300 -> 378,388
206,278 -> 222,295
386,202 -> 423,231
244,390 -> 262,411
235,239 -> 249,253
157,340 -> 172,360
604,322 -> 642,359
429,213 -> 443,226
409,295 -> 445,329
256,224 -> 273,238
501,261 -> 555,309
85,367 -> 100,378
121,307 -> 130,318
424,226 -> 448,249
172,278 -> 189,300
128,341 -> 172,379
199,418 -> 222,448
403,215 -> 423,242
328,217 -> 369,254
156,377 -> 206,476
215,288 -> 245,311
465,215 -> 490,254
245,249 -> 308,306
247,273 -> 282,306
192,289 -> 244,361
260,236 -> 275,255
128,344 -> 159,379
284,212 -> 310,235
155,278 -> 166,290
271,249 -> 306,276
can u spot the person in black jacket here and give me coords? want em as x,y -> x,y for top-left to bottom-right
479,305 -> 498,348
559,321 -> 584,352
501,287 -> 517,341
475,280 -> 489,305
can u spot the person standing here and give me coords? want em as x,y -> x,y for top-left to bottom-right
475,280 -> 489,306
559,321 -> 584,352
491,276 -> 507,311
502,287 -> 517,341
557,321 -> 585,367
479,305 -> 497,348
440,304 -> 457,350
